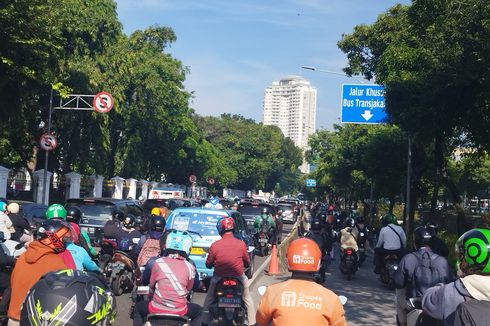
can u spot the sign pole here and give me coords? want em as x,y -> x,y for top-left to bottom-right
42,88 -> 54,205
405,136 -> 412,234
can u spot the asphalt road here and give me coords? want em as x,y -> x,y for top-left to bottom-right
115,222 -> 296,325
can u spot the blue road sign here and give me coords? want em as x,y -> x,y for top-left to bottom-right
341,84 -> 387,124
306,179 -> 316,187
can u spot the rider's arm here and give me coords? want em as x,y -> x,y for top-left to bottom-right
142,257 -> 156,286
376,228 -> 385,248
421,283 -> 448,320
400,229 -> 407,248
254,216 -> 260,228
241,241 -> 250,269
393,255 -> 409,289
80,231 -> 98,257
80,246 -> 101,272
268,217 -> 276,229
205,244 -> 216,269
256,289 -> 273,326
329,296 -> 347,326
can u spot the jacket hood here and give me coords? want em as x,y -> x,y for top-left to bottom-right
24,241 -> 56,264
461,274 -> 490,300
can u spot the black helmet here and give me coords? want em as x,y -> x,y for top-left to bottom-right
123,215 -> 135,229
261,207 -> 268,215
66,206 -> 82,224
414,226 -> 434,249
344,218 -> 355,228
113,211 -> 125,222
21,269 -> 116,325
311,217 -> 322,231
150,215 -> 165,232
36,219 -> 72,253
456,228 -> 490,275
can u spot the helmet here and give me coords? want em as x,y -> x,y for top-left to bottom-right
350,211 -> 360,220
261,207 -> 268,215
0,202 -> 6,212
165,230 -> 193,257
123,215 -> 135,229
287,238 -> 321,272
382,213 -> 396,226
46,204 -> 67,219
149,215 -> 165,232
414,226 -> 434,249
66,206 -> 82,224
113,211 -> 125,222
311,217 -> 322,231
7,202 -> 19,214
20,269 -> 116,325
217,217 -> 235,235
36,219 -> 72,253
150,207 -> 161,216
344,218 -> 355,228
456,228 -> 490,275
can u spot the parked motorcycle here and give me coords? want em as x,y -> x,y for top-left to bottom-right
380,254 -> 399,289
340,247 -> 358,280
100,237 -> 139,296
209,277 -> 247,326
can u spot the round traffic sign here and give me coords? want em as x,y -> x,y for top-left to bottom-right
207,178 -> 215,185
39,133 -> 58,151
189,175 -> 197,183
93,91 -> 114,113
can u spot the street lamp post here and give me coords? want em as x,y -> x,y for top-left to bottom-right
301,66 -> 366,83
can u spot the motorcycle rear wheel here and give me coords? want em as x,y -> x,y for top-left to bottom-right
112,275 -> 124,296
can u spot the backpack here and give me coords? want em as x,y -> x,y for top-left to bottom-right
410,251 -> 442,298
454,297 -> 490,326
137,237 -> 161,267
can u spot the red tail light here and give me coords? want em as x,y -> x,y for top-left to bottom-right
222,279 -> 238,286
346,249 -> 353,255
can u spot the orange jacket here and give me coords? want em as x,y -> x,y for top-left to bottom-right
256,278 -> 346,326
8,241 -> 67,321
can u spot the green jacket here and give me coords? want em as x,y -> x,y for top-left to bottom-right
80,230 -> 97,258
254,214 -> 276,230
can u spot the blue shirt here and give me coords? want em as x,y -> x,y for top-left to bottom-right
66,243 -> 101,272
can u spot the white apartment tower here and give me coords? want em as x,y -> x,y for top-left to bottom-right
263,75 -> 317,152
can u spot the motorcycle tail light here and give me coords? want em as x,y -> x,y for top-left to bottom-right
222,279 -> 238,286
226,294 -> 234,298
346,249 -> 353,255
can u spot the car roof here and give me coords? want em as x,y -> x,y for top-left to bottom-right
66,197 -> 138,205
170,207 -> 232,216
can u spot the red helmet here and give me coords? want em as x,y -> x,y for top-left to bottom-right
287,238 -> 322,272
217,217 -> 235,235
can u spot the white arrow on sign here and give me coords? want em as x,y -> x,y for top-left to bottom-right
361,110 -> 373,121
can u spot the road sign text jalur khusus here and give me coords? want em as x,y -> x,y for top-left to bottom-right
341,84 -> 387,124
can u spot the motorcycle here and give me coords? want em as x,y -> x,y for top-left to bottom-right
357,229 -> 368,267
209,277 -> 246,326
255,224 -> 270,257
340,247 -> 358,281
380,254 -> 399,290
100,237 -> 139,296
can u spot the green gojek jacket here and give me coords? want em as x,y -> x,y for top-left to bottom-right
254,214 -> 276,230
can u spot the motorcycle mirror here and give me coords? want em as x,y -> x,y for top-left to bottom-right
15,243 -> 25,250
258,286 -> 267,296
132,238 -> 140,244
338,295 -> 348,305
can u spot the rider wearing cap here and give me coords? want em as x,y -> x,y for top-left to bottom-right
202,217 -> 255,326
133,230 -> 202,326
256,238 -> 347,326
422,228 -> 490,325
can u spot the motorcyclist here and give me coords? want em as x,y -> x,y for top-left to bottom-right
0,231 -> 16,316
20,269 -> 117,325
256,238 -> 347,326
340,218 -> 359,253
135,215 -> 165,267
306,215 -> 330,278
393,226 -> 453,326
133,230 -> 202,326
103,210 -> 130,241
8,219 -> 70,322
422,228 -> 490,325
66,206 -> 98,258
374,213 -> 406,274
273,209 -> 283,244
254,207 -> 276,245
66,224 -> 101,272
426,223 -> 450,258
202,217 -> 255,326
45,204 -> 77,269
6,202 -> 31,243
123,214 -> 143,239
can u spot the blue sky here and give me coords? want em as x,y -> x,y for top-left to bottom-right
116,0 -> 409,130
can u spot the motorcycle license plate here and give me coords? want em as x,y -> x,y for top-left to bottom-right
218,297 -> 241,308
259,238 -> 268,243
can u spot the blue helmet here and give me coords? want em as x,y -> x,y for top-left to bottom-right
165,230 -> 193,256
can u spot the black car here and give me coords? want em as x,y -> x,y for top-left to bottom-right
20,202 -> 48,229
65,198 -> 145,243
238,201 -> 276,232
142,198 -> 200,214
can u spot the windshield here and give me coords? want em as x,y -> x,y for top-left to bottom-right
238,204 -> 273,216
170,211 -> 222,237
67,203 -> 113,220
277,205 -> 292,212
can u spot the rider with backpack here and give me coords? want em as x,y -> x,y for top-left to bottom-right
394,226 -> 453,326
136,215 -> 166,267
422,228 -> 490,326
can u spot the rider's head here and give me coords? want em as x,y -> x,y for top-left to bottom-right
36,219 -> 72,253
7,202 -> 19,214
287,238 -> 321,274
123,215 -> 135,229
311,217 -> 322,231
217,217 -> 235,236
46,204 -> 67,220
112,210 -> 125,222
344,218 -> 355,228
413,226 -> 434,250
456,228 -> 490,276
261,207 -> 268,216
21,269 -> 117,325
66,206 -> 82,224
149,215 -> 165,232
382,213 -> 396,226
150,207 -> 161,217
165,230 -> 193,258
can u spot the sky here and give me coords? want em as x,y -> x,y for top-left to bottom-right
116,0 -> 410,130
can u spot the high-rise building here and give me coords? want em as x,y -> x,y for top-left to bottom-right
263,75 -> 317,172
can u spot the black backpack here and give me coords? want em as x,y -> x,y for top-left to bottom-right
409,251 -> 442,298
454,297 -> 490,326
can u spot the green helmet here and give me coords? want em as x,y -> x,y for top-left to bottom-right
456,228 -> 490,275
382,213 -> 396,226
46,204 -> 67,219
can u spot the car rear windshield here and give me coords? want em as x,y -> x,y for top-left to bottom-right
66,202 -> 113,220
277,205 -> 292,212
238,204 -> 274,216
170,211 -> 223,237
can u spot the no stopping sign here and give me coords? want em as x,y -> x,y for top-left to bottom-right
39,133 -> 58,151
93,92 -> 114,113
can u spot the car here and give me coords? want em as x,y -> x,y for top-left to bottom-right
237,201 -> 276,233
277,203 -> 297,224
142,198 -> 200,214
65,198 -> 145,243
165,207 -> 255,281
3,200 -> 48,230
